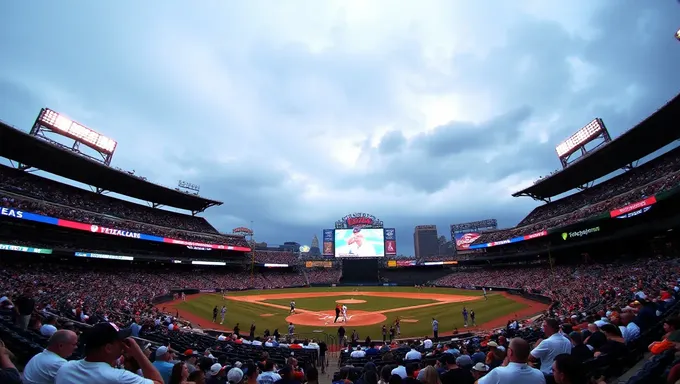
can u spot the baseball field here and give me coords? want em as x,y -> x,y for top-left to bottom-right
163,287 -> 547,341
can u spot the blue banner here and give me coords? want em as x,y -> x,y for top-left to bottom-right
322,229 -> 334,256
384,228 -> 396,241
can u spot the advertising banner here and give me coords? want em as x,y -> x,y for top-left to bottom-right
610,196 -> 657,218
387,260 -> 397,267
560,226 -> 601,241
454,232 -> 481,250
0,207 -> 251,252
322,229 -> 334,256
384,228 -> 397,255
396,260 -> 416,267
0,244 -> 52,254
305,261 -> 333,268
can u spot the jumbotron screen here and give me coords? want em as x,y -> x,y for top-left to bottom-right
334,228 -> 385,258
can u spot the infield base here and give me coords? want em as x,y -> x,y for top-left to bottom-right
286,310 -> 386,327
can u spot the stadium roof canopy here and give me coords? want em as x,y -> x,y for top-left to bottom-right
0,122 -> 223,213
513,93 -> 680,200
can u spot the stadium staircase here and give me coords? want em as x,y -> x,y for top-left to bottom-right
302,268 -> 310,286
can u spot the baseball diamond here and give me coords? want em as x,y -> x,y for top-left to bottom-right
162,286 -> 548,340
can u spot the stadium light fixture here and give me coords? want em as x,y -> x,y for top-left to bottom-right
555,118 -> 604,158
38,108 -> 117,154
676,28 -> 680,41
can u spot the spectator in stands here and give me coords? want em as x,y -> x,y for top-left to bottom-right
55,322 -> 164,384
530,318 -> 571,375
470,363 -> 488,382
227,367 -> 244,384
478,338 -> 545,384
14,286 -> 35,330
0,339 -> 21,384
567,332 -> 592,364
23,330 -> 78,384
244,363 -> 258,384
405,344 -> 421,360
594,324 -> 628,359
184,350 -> 200,374
169,362 -> 192,384
153,346 -> 177,383
304,366 -> 319,384
439,352 -> 473,384
618,312 -> 640,343
39,316 -> 59,337
257,360 -> 281,384
207,363 -> 227,384
551,354 -> 585,384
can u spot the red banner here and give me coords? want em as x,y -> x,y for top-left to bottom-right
609,196 -> 657,218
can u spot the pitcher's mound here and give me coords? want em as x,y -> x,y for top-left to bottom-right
336,299 -> 367,304
260,314 -> 275,317
287,310 -> 386,327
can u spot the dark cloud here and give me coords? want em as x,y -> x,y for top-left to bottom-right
0,1 -> 678,254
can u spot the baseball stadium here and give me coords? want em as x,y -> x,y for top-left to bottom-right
1,94 -> 680,383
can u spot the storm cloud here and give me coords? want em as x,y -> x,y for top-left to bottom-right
0,1 -> 679,254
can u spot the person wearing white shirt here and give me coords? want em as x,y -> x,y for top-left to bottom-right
405,345 -> 422,360
529,319 -> 571,375
24,330 -> 78,384
479,338 -> 545,384
619,313 -> 640,343
350,347 -> 366,358
391,364 -> 407,379
55,322 -> 164,384
422,339 -> 433,349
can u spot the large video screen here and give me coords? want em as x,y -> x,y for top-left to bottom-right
334,228 -> 385,258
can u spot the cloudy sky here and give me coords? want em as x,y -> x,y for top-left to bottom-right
1,1 -> 679,255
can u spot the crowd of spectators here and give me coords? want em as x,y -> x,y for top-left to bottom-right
472,146 -> 680,245
305,268 -> 342,284
252,251 -> 298,265
0,192 -> 249,248
1,254 -> 680,382
0,165 -> 251,247
434,257 -> 680,320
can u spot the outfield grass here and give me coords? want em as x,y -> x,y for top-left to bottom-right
175,287 -> 527,340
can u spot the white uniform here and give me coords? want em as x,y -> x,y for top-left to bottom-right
220,306 -> 227,324
342,305 -> 348,322
290,301 -> 296,313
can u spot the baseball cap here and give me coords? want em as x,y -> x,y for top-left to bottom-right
155,346 -> 172,357
83,322 -> 132,349
184,349 -> 200,357
472,362 -> 489,372
487,341 -> 498,347
456,355 -> 473,367
227,367 -> 244,383
211,363 -> 226,375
